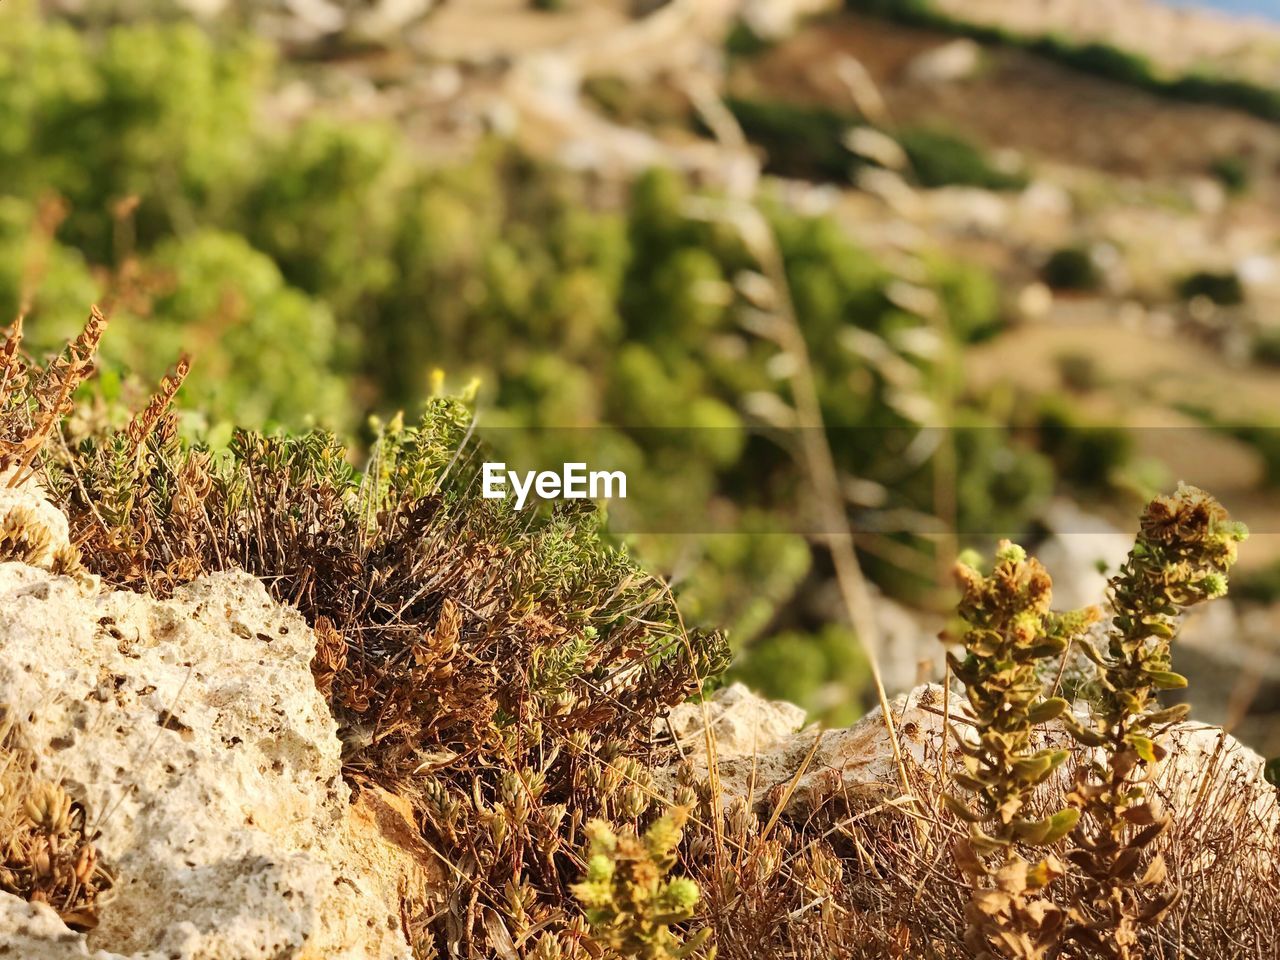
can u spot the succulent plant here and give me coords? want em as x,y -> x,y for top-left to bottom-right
573,807 -> 712,960
947,541 -> 1100,959
1062,484 -> 1247,958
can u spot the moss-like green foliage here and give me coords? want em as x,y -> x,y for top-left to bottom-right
1063,485 -> 1246,958
573,809 -> 711,960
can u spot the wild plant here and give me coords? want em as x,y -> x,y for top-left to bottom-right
0,719 -> 111,931
1061,485 -> 1247,958
1,309 -> 106,486
573,807 -> 711,960
946,542 -> 1098,959
7,311 -> 730,957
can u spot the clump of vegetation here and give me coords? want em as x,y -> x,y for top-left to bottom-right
2,2 -> 1068,719
1041,247 -> 1101,293
0,722 -> 111,931
1030,394 -> 1133,493
946,542 -> 1098,959
898,127 -> 1028,191
6,311 -> 728,956
1210,156 -> 1250,195
573,808 -> 711,959
1177,269 -> 1245,307
4,308 -> 1279,958
725,20 -> 775,59
723,97 -> 864,182
1062,485 -> 1246,957
1250,326 -> 1280,368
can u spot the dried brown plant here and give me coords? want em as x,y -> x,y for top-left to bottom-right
0,714 -> 112,931
8,315 -> 729,957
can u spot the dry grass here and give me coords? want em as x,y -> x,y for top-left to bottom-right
670,712 -> 1279,959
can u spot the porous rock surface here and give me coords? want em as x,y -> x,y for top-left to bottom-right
660,683 -> 950,810
0,491 -> 433,958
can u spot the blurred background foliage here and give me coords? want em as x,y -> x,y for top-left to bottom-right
0,0 -> 1124,724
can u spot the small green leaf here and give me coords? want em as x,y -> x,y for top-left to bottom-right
1016,809 -> 1079,845
1078,640 -> 1109,667
1041,808 -> 1080,845
1129,735 -> 1162,764
942,793 -> 983,824
1146,671 -> 1188,690
1027,697 -> 1069,725
1012,754 -> 1053,783
1145,703 -> 1190,726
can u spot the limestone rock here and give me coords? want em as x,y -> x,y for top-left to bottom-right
661,684 -> 949,810
661,681 -> 1280,845
1034,499 -> 1135,610
662,682 -> 807,756
904,38 -> 983,85
0,560 -> 435,959
741,0 -> 840,41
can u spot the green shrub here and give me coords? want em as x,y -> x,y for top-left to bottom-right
723,97 -> 862,182
928,255 -> 1005,342
1033,395 -> 1133,491
725,20 -> 774,59
1177,269 -> 1245,306
0,7 -> 266,259
1055,352 -> 1102,393
898,127 -> 1028,191
734,623 -> 870,725
1041,246 -> 1101,292
1211,156 -> 1250,195
1251,326 -> 1280,367
1234,557 -> 1280,604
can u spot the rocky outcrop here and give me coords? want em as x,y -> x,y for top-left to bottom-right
741,0 -> 840,40
661,684 -> 950,809
0,501 -> 436,958
661,682 -> 1280,840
